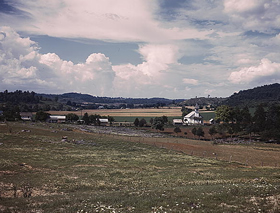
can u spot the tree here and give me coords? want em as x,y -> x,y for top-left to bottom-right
253,104 -> 266,133
152,116 -> 169,131
108,116 -> 115,125
82,113 -> 90,125
217,124 -> 227,138
139,118 -> 147,127
227,125 -> 234,138
35,111 -> 50,121
181,106 -> 192,117
196,127 -> 204,140
66,113 -> 79,122
134,118 -> 140,127
154,122 -> 164,131
150,118 -> 154,125
192,127 -> 197,139
215,105 -> 233,123
266,104 -> 280,130
241,106 -> 252,125
174,126 -> 181,135
153,117 -> 165,131
89,114 -> 100,125
208,126 -> 217,140
232,107 -> 242,124
161,116 -> 168,124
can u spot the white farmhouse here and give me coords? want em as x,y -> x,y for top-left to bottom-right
183,104 -> 203,125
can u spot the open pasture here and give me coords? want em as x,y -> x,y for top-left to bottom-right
49,107 -> 182,117
0,122 -> 279,212
48,107 -> 215,122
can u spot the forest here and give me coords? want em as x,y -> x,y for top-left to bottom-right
214,104 -> 280,143
223,83 -> 280,106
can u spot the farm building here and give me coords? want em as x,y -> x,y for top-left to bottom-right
173,119 -> 183,125
20,112 -> 33,121
99,118 -> 109,126
48,115 -> 66,123
183,104 -> 203,125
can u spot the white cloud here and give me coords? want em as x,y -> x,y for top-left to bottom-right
0,0 -> 210,43
112,44 -> 181,97
1,0 -> 280,99
223,0 -> 280,32
224,0 -> 264,14
0,26 -> 261,99
183,78 -> 198,85
0,26 -> 115,95
229,58 -> 280,84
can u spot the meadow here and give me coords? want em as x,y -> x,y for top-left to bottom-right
48,107 -> 216,123
0,122 -> 279,212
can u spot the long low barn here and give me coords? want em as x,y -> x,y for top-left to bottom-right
48,115 -> 66,123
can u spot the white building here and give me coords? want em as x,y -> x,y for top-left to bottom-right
173,119 -> 183,125
20,112 -> 33,121
48,115 -> 66,123
183,104 -> 203,125
99,118 -> 109,126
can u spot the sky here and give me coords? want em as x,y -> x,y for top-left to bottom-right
0,0 -> 280,99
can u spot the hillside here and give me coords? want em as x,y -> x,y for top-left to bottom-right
223,83 -> 280,106
39,92 -> 184,106
180,97 -> 226,108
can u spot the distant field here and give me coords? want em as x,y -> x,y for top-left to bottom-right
48,107 -> 182,117
48,107 -> 216,122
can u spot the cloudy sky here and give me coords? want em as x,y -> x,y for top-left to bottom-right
0,0 -> 280,99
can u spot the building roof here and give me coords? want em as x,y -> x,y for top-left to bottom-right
184,111 -> 201,118
173,119 -> 183,123
49,115 -> 66,120
99,118 -> 109,123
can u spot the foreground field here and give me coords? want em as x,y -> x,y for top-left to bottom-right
0,122 -> 280,212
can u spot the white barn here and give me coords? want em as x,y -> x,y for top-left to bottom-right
183,104 -> 203,125
48,115 -> 66,123
99,118 -> 109,126
173,119 -> 183,125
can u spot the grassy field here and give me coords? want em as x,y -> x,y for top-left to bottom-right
0,122 -> 279,212
48,107 -> 216,123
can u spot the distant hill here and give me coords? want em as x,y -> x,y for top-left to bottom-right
223,83 -> 280,107
38,92 -> 184,106
180,97 -> 226,108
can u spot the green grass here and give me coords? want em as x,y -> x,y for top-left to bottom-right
113,112 -> 214,123
0,122 -> 279,212
200,111 -> 216,121
113,116 -> 182,123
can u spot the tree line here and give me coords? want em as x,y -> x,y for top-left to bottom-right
214,104 -> 280,142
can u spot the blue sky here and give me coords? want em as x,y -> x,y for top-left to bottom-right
1,0 -> 280,98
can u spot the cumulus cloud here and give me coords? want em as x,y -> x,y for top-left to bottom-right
0,0 -> 210,43
224,0 -> 280,33
229,58 -> 280,84
0,26 -> 115,95
1,26 -> 219,98
1,0 -> 280,99
113,44 -> 182,97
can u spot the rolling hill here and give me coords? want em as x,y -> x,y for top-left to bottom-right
223,83 -> 280,107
